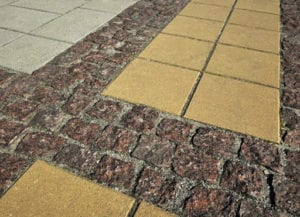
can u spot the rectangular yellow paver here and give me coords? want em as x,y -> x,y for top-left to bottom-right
102,59 -> 199,115
139,34 -> 212,70
229,9 -> 279,31
192,0 -> 235,7
185,74 -> 280,143
163,16 -> 223,41
236,0 -> 280,15
220,24 -> 280,53
180,2 -> 231,22
135,202 -> 177,217
0,161 -> 135,217
207,44 -> 280,87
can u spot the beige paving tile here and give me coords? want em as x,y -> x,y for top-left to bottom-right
0,28 -> 22,46
12,0 -> 86,14
180,2 -> 230,22
139,34 -> 212,70
0,160 -> 135,217
103,59 -> 199,115
207,44 -> 280,87
0,6 -> 58,32
229,9 -> 279,31
163,16 -> 223,41
220,24 -> 280,53
236,0 -> 280,15
135,202 -> 177,217
33,8 -> 114,43
0,35 -> 70,73
192,0 -> 234,7
82,0 -> 137,14
185,74 -> 280,143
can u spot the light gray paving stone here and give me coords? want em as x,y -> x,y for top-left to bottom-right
81,0 -> 137,14
12,0 -> 86,14
32,8 -> 115,43
0,35 -> 70,73
0,6 -> 58,32
0,28 -> 23,46
0,0 -> 17,6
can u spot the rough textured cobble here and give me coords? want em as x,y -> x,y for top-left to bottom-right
238,200 -> 280,217
0,119 -> 25,148
2,99 -> 38,121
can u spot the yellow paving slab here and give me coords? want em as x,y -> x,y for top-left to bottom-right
163,16 -> 223,41
135,202 -> 177,217
192,0 -> 235,7
229,9 -> 279,31
220,24 -> 280,53
0,161 -> 135,217
236,0 -> 280,15
207,44 -> 280,87
102,58 -> 199,115
139,34 -> 212,70
180,2 -> 231,22
185,74 -> 280,143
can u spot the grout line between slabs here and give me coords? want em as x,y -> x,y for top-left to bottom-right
180,0 -> 239,117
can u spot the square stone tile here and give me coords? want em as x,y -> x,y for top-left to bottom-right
229,9 -> 279,31
220,24 -> 280,53
0,28 -> 22,46
103,59 -> 199,115
185,74 -> 280,143
0,161 -> 135,217
0,35 -> 70,73
12,0 -> 86,14
207,44 -> 280,87
0,0 -> 17,6
180,2 -> 231,22
33,8 -> 114,43
163,16 -> 223,42
0,6 -> 58,32
192,0 -> 235,7
139,34 -> 212,70
135,202 -> 177,217
82,0 -> 136,14
236,0 -> 280,15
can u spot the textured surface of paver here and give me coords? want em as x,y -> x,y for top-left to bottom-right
0,0 -> 299,216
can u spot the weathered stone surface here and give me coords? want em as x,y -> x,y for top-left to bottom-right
281,107 -> 300,130
67,41 -> 94,54
0,119 -> 25,147
95,155 -> 135,190
0,69 -> 13,86
156,118 -> 193,143
238,200 -> 280,217
135,167 -> 178,207
87,99 -> 122,123
173,145 -> 220,184
273,176 -> 300,215
240,138 -> 281,172
284,129 -> 300,148
16,132 -> 65,157
192,127 -> 236,159
284,150 -> 300,183
62,94 -> 92,115
73,77 -> 107,96
133,135 -> 174,168
184,187 -> 236,217
121,106 -> 159,133
95,125 -> 136,153
2,99 -> 38,121
61,118 -> 101,145
0,153 -> 29,194
54,144 -> 99,175
29,86 -> 66,104
220,161 -> 264,198
282,89 -> 300,109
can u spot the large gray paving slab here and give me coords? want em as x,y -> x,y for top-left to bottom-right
12,0 -> 87,14
0,0 -> 17,6
0,28 -> 23,46
32,8 -> 115,43
0,6 -> 58,32
0,35 -> 70,73
81,0 -> 137,14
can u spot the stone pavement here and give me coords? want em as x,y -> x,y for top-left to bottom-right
0,0 -> 299,216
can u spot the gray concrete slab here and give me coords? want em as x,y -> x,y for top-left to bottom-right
0,0 -> 17,7
12,0 -> 86,14
0,6 -> 58,32
0,35 -> 70,73
0,28 -> 23,46
82,0 -> 137,13
32,8 -> 115,43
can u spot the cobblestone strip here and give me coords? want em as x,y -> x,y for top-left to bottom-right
0,0 -> 299,216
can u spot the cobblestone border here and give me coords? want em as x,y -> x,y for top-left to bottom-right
0,0 -> 299,216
